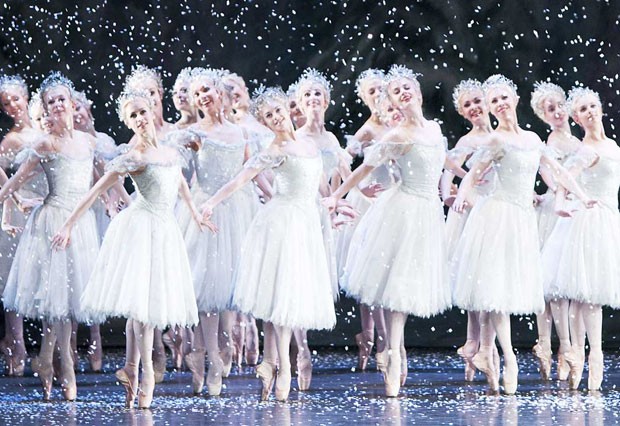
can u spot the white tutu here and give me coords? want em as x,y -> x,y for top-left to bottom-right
232,153 -> 336,330
2,151 -> 98,322
536,191 -> 559,249
80,137 -> 199,328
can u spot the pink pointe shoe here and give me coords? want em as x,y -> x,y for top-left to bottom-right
355,332 -> 374,371
256,361 -> 277,401
457,339 -> 479,382
532,342 -> 552,381
472,351 -> 499,393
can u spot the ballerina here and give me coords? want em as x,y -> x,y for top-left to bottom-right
201,87 -> 337,401
0,75 -> 47,377
529,82 -> 581,381
546,87 -> 620,390
451,75 -> 595,395
324,65 -> 452,397
52,89 -> 213,408
0,72 -> 100,400
172,68 -> 199,129
440,79 -> 500,382
177,68 -> 259,395
337,69 -> 400,373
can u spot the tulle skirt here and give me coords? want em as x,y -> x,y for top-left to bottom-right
547,204 -> 620,307
335,188 -> 373,278
231,197 -> 336,330
0,203 -> 25,295
451,196 -> 545,314
2,203 -> 99,322
536,191 -> 559,249
177,186 -> 257,313
342,187 -> 451,317
80,204 -> 198,328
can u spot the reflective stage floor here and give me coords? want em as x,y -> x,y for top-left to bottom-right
0,349 -> 619,425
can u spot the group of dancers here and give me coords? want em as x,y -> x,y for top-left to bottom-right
0,62 -> 618,408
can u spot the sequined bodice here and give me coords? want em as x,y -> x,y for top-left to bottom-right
130,164 -> 181,215
397,144 -> 445,199
492,147 -> 541,208
272,155 -> 323,203
194,137 -> 246,195
42,154 -> 93,210
1,149 -> 48,198
361,145 -> 395,187
579,156 -> 620,209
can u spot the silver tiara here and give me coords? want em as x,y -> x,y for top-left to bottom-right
482,74 -> 518,97
173,67 -> 194,90
385,65 -> 422,84
116,89 -> 154,122
249,85 -> 288,118
294,68 -> 332,98
567,86 -> 601,113
0,74 -> 28,95
221,71 -> 246,89
354,69 -> 385,98
452,79 -> 482,111
124,65 -> 163,94
39,71 -> 75,97
189,67 -> 224,92
73,90 -> 92,107
530,82 -> 566,120
286,82 -> 299,99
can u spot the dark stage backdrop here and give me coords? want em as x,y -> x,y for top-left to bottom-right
1,1 -> 620,349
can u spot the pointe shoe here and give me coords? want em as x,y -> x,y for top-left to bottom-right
355,332 -> 374,371
115,366 -> 138,408
565,347 -> 585,390
138,370 -> 155,409
275,368 -> 292,402
162,330 -> 183,371
557,350 -> 570,381
245,349 -> 259,367
206,357 -> 224,396
502,357 -> 519,395
31,356 -> 54,401
457,339 -> 479,382
87,342 -> 103,373
296,355 -> 312,391
220,346 -> 233,378
385,351 -> 402,397
400,348 -> 408,386
61,378 -> 77,401
587,350 -> 604,391
184,350 -> 205,394
256,361 -> 277,401
376,350 -> 388,375
472,352 -> 499,392
532,343 -> 552,381
152,351 -> 166,384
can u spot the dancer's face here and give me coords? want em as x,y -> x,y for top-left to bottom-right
172,82 -> 192,112
227,82 -> 250,111
541,93 -> 568,129
30,103 -> 54,133
360,78 -> 383,109
0,87 -> 28,120
486,86 -> 517,119
458,89 -> 487,126
298,83 -> 329,115
133,79 -> 162,115
73,101 -> 92,130
191,78 -> 221,114
571,93 -> 602,129
387,77 -> 420,109
379,100 -> 403,127
288,98 -> 306,127
43,86 -> 74,122
259,100 -> 292,133
123,99 -> 153,135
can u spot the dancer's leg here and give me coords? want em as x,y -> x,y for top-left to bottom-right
219,311 -> 235,376
88,324 -> 103,372
256,321 -> 277,400
458,311 -> 481,381
550,298 -> 571,380
115,319 -> 140,408
567,301 -> 586,389
356,304 -> 375,370
581,303 -> 603,390
273,324 -> 293,401
133,321 -> 155,408
293,328 -> 312,390
152,328 -> 166,383
201,312 -> 224,396
55,320 -> 77,400
32,320 -> 57,400
533,302 -> 553,380
472,311 -> 500,391
384,310 -> 407,397
489,312 -> 518,395
184,319 -> 206,394
244,315 -> 259,366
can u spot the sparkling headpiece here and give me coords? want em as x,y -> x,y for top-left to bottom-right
173,67 -> 193,91
40,71 -> 75,99
482,74 -> 518,97
189,67 -> 224,92
385,65 -> 422,86
28,90 -> 43,119
355,69 -> 385,99
124,65 -> 163,95
286,82 -> 299,99
294,68 -> 332,100
530,82 -> 566,120
221,71 -> 246,89
452,79 -> 483,111
116,89 -> 154,122
0,74 -> 28,96
249,86 -> 288,119
73,90 -> 92,108
567,86 -> 601,115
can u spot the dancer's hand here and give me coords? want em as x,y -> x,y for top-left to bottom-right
532,193 -> 544,207
555,208 -> 574,218
1,223 -> 23,237
443,195 -> 455,207
14,194 -> 43,214
201,202 -> 214,222
360,183 -> 384,199
51,224 -> 73,251
321,196 -> 337,213
583,199 -> 598,209
335,201 -> 357,219
452,195 -> 468,213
